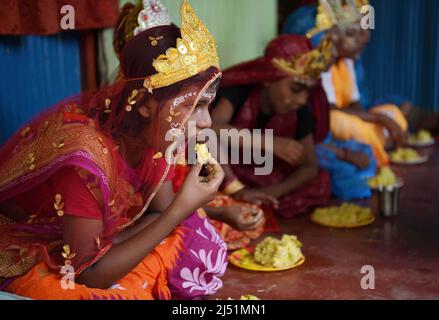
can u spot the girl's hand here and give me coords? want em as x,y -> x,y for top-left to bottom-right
174,158 -> 224,216
272,136 -> 305,166
233,188 -> 279,209
220,205 -> 264,231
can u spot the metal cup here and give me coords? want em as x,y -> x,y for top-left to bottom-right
377,181 -> 403,218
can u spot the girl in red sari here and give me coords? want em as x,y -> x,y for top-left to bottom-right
115,3 -> 270,253
211,35 -> 332,219
0,0 -> 227,300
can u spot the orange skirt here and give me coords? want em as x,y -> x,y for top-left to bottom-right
330,104 -> 408,167
5,228 -> 185,300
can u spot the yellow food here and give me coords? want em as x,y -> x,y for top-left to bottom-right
312,203 -> 373,227
408,130 -> 433,144
240,295 -> 260,300
390,147 -> 421,162
368,166 -> 397,188
254,235 -> 302,268
194,143 -> 211,164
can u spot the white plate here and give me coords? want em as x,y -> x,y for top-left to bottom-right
407,139 -> 435,148
391,155 -> 429,165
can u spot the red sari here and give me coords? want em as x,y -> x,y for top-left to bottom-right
0,20 -> 227,299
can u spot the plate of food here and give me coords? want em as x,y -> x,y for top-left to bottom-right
368,167 -> 404,190
229,235 -> 305,272
390,147 -> 428,165
310,203 -> 375,228
407,130 -> 435,147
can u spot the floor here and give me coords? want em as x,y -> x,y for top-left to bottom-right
212,144 -> 439,300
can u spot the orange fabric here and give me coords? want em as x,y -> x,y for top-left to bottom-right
331,59 -> 354,109
370,104 -> 409,137
5,227 -> 185,300
330,104 -> 408,167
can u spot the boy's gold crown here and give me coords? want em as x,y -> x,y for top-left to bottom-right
143,0 -> 220,92
307,0 -> 369,38
272,39 -> 333,85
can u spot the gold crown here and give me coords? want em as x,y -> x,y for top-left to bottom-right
306,0 -> 367,38
355,0 -> 370,12
143,0 -> 220,92
272,39 -> 333,84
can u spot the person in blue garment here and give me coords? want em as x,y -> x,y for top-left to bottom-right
283,4 -> 377,200
290,0 -> 413,169
285,3 -> 439,134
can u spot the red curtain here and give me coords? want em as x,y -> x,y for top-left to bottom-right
0,0 -> 119,35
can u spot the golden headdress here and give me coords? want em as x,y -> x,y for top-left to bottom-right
354,0 -> 370,12
142,0 -> 220,92
306,0 -> 369,38
272,39 -> 333,85
113,0 -> 219,91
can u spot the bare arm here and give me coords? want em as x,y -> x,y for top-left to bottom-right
112,181 -> 173,245
257,134 -> 318,199
331,103 -> 406,145
69,161 -> 224,289
204,205 -> 264,231
72,197 -> 189,289
332,101 -> 389,124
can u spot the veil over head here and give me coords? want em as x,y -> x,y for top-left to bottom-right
0,0 -> 221,280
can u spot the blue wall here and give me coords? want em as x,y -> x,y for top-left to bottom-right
363,0 -> 439,111
0,33 -> 81,144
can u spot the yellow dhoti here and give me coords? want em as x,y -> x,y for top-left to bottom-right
330,104 -> 408,167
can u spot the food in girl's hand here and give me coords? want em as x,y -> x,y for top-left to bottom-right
311,203 -> 374,228
390,147 -> 421,162
254,235 -> 303,268
368,166 -> 397,188
194,143 -> 211,165
408,129 -> 433,144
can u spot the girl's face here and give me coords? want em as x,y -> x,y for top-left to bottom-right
268,77 -> 310,114
181,82 -> 217,143
185,95 -> 214,141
